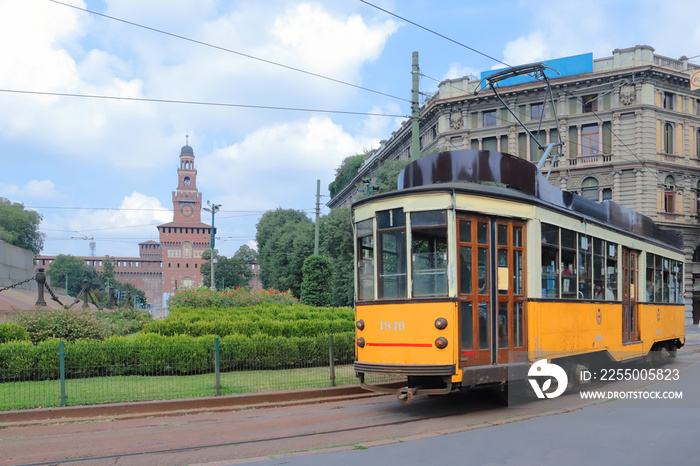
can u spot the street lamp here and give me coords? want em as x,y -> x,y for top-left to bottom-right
202,201 -> 221,290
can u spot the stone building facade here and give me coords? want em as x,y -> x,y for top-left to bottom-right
328,45 -> 700,324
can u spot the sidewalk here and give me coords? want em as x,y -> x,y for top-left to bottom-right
685,323 -> 700,344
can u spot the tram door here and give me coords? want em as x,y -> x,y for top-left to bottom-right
457,216 -> 526,366
622,248 -> 640,342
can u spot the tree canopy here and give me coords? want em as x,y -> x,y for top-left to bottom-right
201,244 -> 256,289
255,208 -> 314,297
0,197 -> 45,255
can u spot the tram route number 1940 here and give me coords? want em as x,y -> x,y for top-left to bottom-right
380,320 -> 405,331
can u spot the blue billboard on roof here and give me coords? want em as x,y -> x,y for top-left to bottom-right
481,53 -> 594,86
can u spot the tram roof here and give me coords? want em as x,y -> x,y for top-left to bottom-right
352,150 -> 683,252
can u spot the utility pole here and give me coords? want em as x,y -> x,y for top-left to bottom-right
203,201 -> 221,290
314,179 -> 321,255
411,51 -> 420,161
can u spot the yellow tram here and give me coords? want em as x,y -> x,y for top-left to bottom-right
353,150 -> 685,402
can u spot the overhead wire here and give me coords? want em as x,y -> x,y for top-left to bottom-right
48,0 -> 411,104
0,89 -> 407,118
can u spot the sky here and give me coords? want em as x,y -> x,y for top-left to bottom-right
3,0 -> 700,259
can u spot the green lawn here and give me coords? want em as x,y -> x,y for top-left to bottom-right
0,365 -> 361,411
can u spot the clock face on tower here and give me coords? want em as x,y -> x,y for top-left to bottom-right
180,204 -> 194,217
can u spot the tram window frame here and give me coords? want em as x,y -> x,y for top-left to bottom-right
411,211 -> 448,298
578,235 -> 592,299
560,229 -> 578,299
356,218 -> 375,301
541,223 -> 559,298
646,253 -> 682,303
377,208 -> 407,299
541,223 -> 618,301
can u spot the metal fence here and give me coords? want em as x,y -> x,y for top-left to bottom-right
0,334 -> 378,411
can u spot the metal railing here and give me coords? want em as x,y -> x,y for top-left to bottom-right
0,335 -> 375,411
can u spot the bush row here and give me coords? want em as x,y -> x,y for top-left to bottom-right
142,304 -> 354,338
0,332 -> 355,381
168,287 -> 301,309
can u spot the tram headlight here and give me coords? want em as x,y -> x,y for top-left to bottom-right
356,319 -> 365,331
357,337 -> 366,348
435,337 -> 448,349
434,318 -> 448,330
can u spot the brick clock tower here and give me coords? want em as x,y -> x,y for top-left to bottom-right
158,141 -> 213,295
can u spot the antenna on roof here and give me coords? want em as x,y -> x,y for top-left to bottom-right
475,63 -> 564,180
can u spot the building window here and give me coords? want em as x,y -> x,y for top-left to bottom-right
696,180 -> 700,215
664,175 -> 676,213
663,92 -> 674,110
602,188 -> 612,201
696,130 -> 700,158
582,94 -> 598,113
581,125 -> 599,155
581,177 -> 599,201
531,103 -> 544,120
664,123 -> 674,154
483,110 -> 497,127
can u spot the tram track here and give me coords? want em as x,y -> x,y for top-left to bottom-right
14,411 -> 445,466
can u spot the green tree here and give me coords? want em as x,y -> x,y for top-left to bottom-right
0,197 -> 45,254
47,254 -> 100,297
369,158 -> 411,195
300,255 -> 333,306
101,256 -> 116,285
256,209 -> 314,296
328,151 -> 370,198
201,245 -> 255,290
319,207 -> 354,306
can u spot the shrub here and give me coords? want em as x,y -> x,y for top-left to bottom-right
96,308 -> 153,336
300,255 -> 333,307
0,322 -> 29,343
15,309 -> 109,343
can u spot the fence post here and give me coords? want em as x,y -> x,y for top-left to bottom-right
59,341 -> 67,407
328,335 -> 336,387
214,337 -> 221,396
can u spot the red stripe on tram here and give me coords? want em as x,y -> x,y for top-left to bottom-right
366,343 -> 433,348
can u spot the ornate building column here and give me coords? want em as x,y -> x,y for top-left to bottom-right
612,170 -> 623,203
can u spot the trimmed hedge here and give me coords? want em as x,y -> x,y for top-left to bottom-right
141,304 -> 354,338
0,333 -> 355,381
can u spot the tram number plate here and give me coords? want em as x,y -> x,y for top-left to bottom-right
380,321 -> 405,331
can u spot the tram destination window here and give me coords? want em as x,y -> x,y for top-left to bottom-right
411,211 -> 448,297
377,208 -> 407,299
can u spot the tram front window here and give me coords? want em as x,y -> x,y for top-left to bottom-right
377,208 -> 407,299
411,211 -> 448,297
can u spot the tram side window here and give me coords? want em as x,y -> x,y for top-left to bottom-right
377,208 -> 407,299
411,211 -> 448,297
670,260 -> 683,303
356,219 -> 374,301
646,253 -> 683,303
578,235 -> 592,299
560,229 -> 578,299
541,224 -> 559,298
606,244 -> 618,300
541,224 -> 617,300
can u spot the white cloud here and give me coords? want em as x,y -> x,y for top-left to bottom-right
0,180 -> 62,200
270,4 -> 399,77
